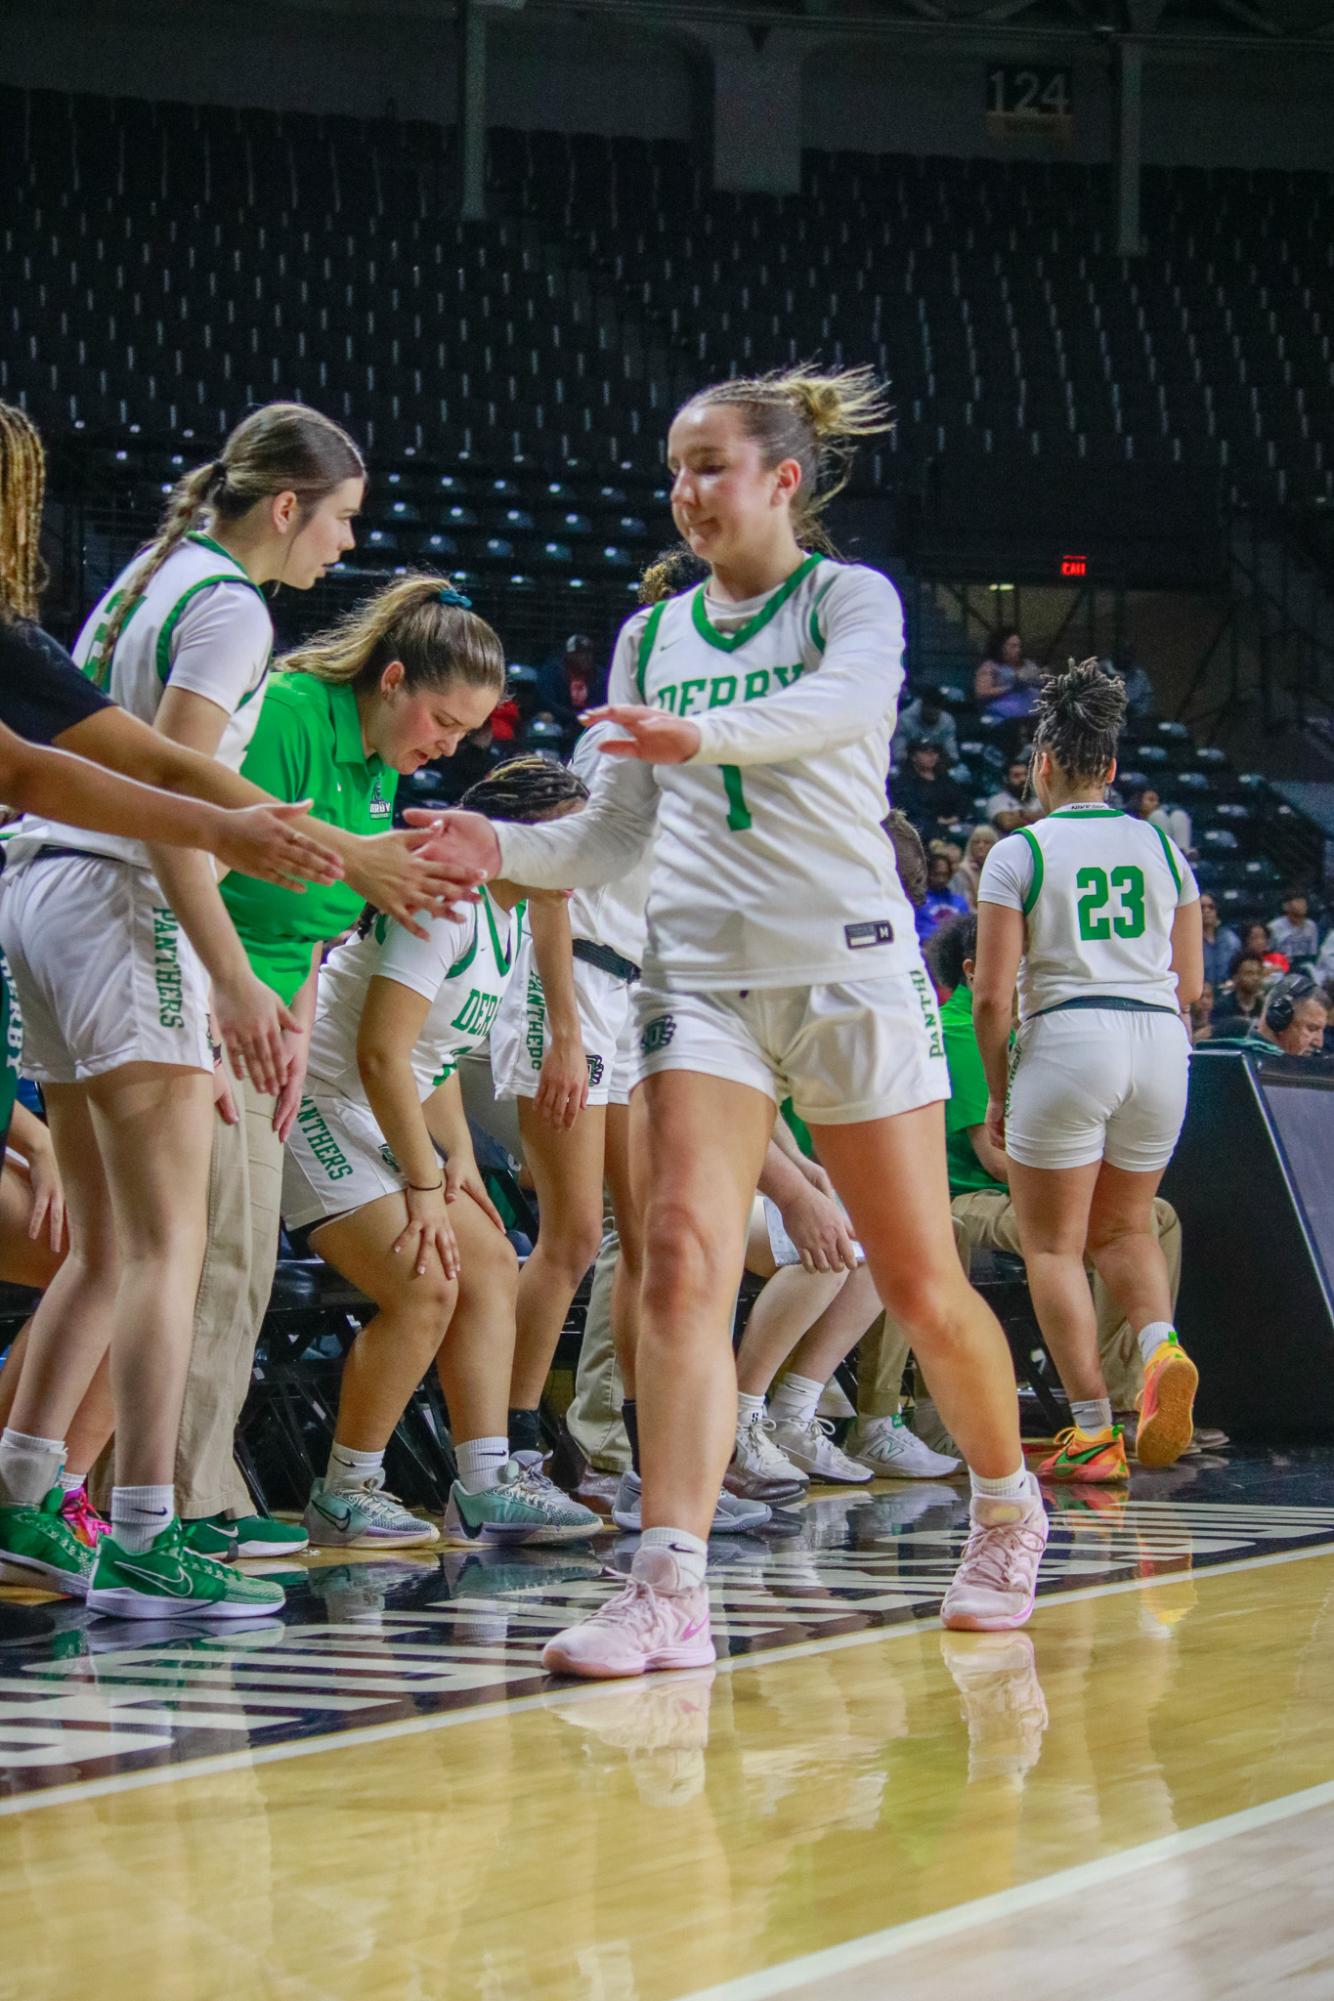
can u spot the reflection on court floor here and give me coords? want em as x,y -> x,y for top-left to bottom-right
3,1470 -> 1334,1801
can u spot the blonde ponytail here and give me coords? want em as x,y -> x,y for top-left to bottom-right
280,571 -> 506,701
637,543 -> 709,606
96,402 -> 364,671
685,364 -> 893,549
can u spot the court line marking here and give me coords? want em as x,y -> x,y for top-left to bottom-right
0,1536 -> 1331,1821
673,1779 -> 1334,2001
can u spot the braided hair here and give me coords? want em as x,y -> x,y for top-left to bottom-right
459,753 -> 589,824
356,755 -> 588,940
0,401 -> 48,621
638,543 -> 709,606
1032,657 -> 1127,785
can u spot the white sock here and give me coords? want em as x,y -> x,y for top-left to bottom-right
456,1437 -> 509,1495
327,1441 -> 385,1492
59,1470 -> 87,1495
0,1426 -> 65,1506
1072,1398 -> 1113,1435
634,1525 -> 708,1593
970,1465 -> 1030,1504
737,1390 -> 767,1429
770,1373 -> 824,1429
1137,1321 -> 1176,1367
110,1483 -> 175,1554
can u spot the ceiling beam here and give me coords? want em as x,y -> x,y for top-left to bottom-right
1213,0 -> 1284,33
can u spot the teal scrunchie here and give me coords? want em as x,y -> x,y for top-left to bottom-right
438,585 -> 473,609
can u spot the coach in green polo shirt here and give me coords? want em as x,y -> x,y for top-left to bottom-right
175,576 -> 508,1550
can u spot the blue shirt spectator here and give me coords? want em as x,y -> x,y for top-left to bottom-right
893,688 -> 959,768
1199,893 -> 1242,990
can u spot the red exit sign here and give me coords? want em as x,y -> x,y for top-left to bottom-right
1060,553 -> 1088,577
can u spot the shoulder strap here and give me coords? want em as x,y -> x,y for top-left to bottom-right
634,600 -> 669,704
155,572 -> 270,685
1148,820 -> 1183,895
1015,826 -> 1044,915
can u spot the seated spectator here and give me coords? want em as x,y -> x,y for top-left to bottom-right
919,848 -> 970,940
1211,949 -> 1273,1032
892,685 -> 959,767
1103,653 -> 1156,719
1129,784 -> 1193,857
891,739 -> 970,846
1199,892 -> 1242,991
535,633 -> 606,743
1268,888 -> 1319,964
987,756 -> 1039,835
1316,926 -> 1334,985
1210,973 -> 1328,1056
974,629 -> 1040,719
1241,920 -> 1289,976
1189,983 -> 1215,1042
950,822 -> 999,909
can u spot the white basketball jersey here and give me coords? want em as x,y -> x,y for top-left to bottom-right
8,532 -> 273,870
496,556 -> 920,993
306,886 -> 522,1106
978,803 -> 1198,1019
566,721 -> 650,967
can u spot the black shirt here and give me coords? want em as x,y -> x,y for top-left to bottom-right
0,617 -> 111,746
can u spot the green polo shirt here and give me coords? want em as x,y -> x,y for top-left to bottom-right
220,671 -> 398,1002
941,985 -> 1006,1197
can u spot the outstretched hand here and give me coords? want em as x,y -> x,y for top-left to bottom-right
401,808 -> 503,888
581,705 -> 701,765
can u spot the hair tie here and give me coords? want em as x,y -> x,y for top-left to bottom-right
209,459 -> 227,486
438,585 -> 472,610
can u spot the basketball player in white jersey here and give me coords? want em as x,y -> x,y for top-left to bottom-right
972,660 -> 1204,1476
487,714 -> 652,1474
421,366 -> 1051,1674
282,756 -> 603,1552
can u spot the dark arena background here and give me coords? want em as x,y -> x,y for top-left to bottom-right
3,2 -> 1334,1994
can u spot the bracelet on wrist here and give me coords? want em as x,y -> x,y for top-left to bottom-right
406,1178 -> 445,1193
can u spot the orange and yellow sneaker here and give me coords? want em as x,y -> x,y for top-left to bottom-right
1035,1424 -> 1129,1483
1135,1333 -> 1198,1469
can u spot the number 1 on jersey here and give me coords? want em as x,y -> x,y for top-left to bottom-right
722,765 -> 752,832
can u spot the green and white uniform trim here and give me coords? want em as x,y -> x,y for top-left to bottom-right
8,533 -> 273,873
494,558 -> 921,995
978,802 -> 1199,1020
306,886 -> 523,1109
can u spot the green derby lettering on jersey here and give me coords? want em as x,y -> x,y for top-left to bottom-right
295,1098 -> 354,1181
452,987 -> 501,1038
655,663 -> 805,717
151,907 -> 185,1028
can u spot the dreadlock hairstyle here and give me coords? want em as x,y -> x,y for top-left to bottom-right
354,755 -> 587,938
1032,657 -> 1128,786
681,365 -> 894,553
460,754 -> 589,824
95,402 -> 364,670
0,402 -> 48,622
881,807 -> 928,908
638,543 -> 710,607
280,572 -> 504,703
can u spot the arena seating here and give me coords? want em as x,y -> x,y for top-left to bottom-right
1,85 -> 1325,914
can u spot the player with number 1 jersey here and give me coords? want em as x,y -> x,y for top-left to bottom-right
428,366 -> 1053,1675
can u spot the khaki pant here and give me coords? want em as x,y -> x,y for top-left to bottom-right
173,1053 -> 284,1517
857,1190 -> 1182,1417
564,1230 -> 632,1474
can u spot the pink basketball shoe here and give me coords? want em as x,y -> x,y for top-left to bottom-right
542,1549 -> 715,1680
941,1476 -> 1049,1631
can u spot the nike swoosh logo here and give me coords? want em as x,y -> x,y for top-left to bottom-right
1058,1442 -> 1115,1466
680,1617 -> 708,1640
116,1560 -> 195,1597
312,1498 -> 353,1528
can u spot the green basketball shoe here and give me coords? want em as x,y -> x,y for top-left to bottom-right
0,1486 -> 95,1597
88,1519 -> 287,1621
443,1457 -> 603,1547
